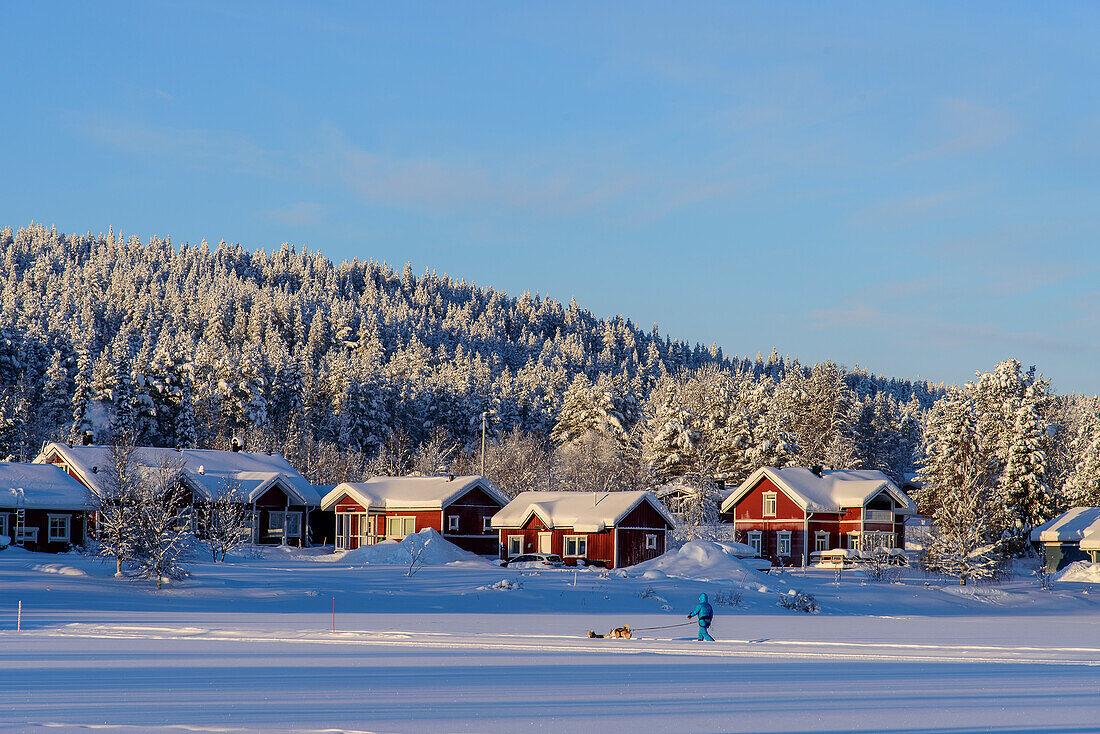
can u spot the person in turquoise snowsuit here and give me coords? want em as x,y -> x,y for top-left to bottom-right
688,593 -> 714,641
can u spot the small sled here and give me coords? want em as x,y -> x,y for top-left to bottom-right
588,625 -> 631,639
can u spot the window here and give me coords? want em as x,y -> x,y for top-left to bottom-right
507,535 -> 524,556
814,531 -> 829,552
387,516 -> 416,538
48,514 -> 70,542
847,532 -> 861,550
748,531 -> 762,554
483,516 -> 493,533
448,515 -> 460,532
645,533 -> 658,550
763,492 -> 777,517
563,535 -> 588,558
268,511 -> 285,536
0,513 -> 7,538
777,531 -> 791,556
284,512 -> 301,538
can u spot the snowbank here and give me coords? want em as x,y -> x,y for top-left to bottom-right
339,528 -> 492,566
32,563 -> 87,576
629,540 -> 766,582
1054,560 -> 1100,584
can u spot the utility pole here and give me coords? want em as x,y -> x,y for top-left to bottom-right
480,411 -> 488,477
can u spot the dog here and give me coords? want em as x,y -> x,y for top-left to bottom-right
588,625 -> 631,639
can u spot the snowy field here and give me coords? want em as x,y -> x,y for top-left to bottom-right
4,539 -> 1100,734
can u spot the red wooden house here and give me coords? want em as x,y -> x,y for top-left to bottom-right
321,475 -> 508,555
0,462 -> 93,552
719,466 -> 916,566
492,491 -> 676,568
36,442 -> 325,547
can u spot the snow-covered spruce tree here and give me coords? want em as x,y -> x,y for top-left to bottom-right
923,483 -> 1003,586
643,376 -> 698,483
1000,385 -> 1056,553
918,394 -> 1004,584
193,476 -> 252,562
94,435 -> 144,576
1063,418 -> 1100,507
130,456 -> 192,589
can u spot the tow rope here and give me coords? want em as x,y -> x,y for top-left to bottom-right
631,621 -> 697,632
587,620 -> 697,639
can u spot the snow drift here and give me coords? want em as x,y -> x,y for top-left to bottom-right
629,540 -> 768,582
339,528 -> 491,566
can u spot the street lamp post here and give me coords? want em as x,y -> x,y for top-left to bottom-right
480,411 -> 487,477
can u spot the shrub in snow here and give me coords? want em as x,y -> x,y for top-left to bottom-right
776,591 -> 818,614
712,590 -> 742,607
862,552 -> 902,583
193,477 -> 253,562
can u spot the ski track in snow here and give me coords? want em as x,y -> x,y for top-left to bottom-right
25,623 -> 1100,667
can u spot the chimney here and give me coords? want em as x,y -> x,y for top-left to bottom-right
82,431 -> 94,446
448,474 -> 455,482
231,437 -> 243,453
91,466 -> 98,474
811,464 -> 823,478
198,465 -> 205,475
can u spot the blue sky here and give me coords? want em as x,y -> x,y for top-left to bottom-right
3,2 -> 1099,393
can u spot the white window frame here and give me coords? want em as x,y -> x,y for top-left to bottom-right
777,530 -> 791,556
563,535 -> 588,558
645,533 -> 658,550
814,531 -> 830,552
763,492 -> 777,517
483,516 -> 493,533
747,531 -> 762,555
48,514 -> 71,542
447,515 -> 460,532
847,532 -> 861,550
284,512 -> 302,538
507,535 -> 524,557
386,516 -> 416,538
0,513 -> 7,538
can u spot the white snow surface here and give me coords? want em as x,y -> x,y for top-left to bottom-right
38,442 -> 322,505
336,528 -> 491,566
628,540 -> 767,583
0,462 -> 92,509
321,475 -> 506,511
5,540 -> 1100,732
722,466 -> 916,514
1031,506 -> 1100,543
491,490 -> 675,532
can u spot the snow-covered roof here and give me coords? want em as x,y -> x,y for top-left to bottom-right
36,443 -> 322,505
1031,507 -> 1100,544
491,491 -> 676,533
0,462 -> 93,510
720,467 -> 916,515
322,475 -> 507,512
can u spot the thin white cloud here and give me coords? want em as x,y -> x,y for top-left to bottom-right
264,201 -> 326,228
903,98 -> 1019,163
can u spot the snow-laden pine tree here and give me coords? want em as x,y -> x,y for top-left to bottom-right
1000,384 -> 1056,551
918,394 -> 1004,584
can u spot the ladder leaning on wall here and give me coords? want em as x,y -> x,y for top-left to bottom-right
14,487 -> 25,547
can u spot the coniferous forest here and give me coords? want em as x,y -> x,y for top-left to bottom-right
0,223 -> 1097,552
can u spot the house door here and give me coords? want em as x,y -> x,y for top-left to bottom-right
538,532 -> 552,553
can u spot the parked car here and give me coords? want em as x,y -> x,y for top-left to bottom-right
505,553 -> 565,568
716,542 -> 773,573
